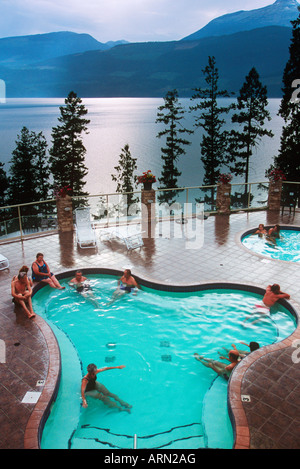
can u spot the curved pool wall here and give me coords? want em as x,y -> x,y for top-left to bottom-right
24,268 -> 300,450
239,225 -> 300,263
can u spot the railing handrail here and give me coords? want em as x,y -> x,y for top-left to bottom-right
3,180 -> 299,210
0,180 -> 298,243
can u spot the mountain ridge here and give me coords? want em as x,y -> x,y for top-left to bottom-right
0,26 -> 291,98
182,0 -> 299,40
0,31 -> 127,68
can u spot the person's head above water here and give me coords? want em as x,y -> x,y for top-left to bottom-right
249,342 -> 260,351
271,284 -> 281,294
87,363 -> 97,374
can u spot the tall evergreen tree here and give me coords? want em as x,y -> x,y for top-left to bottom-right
228,67 -> 273,192
190,56 -> 233,206
111,143 -> 138,208
272,9 -> 300,182
0,162 -> 9,207
49,91 -> 90,197
8,127 -> 49,208
156,89 -> 192,204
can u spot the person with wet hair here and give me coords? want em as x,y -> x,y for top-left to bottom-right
81,363 -> 132,412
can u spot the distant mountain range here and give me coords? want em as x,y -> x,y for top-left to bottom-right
183,0 -> 299,40
0,31 -> 127,67
0,0 -> 298,98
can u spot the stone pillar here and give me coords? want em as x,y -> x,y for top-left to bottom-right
141,188 -> 156,238
56,195 -> 74,232
216,183 -> 231,215
268,180 -> 282,211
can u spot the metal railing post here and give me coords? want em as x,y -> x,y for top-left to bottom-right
17,205 -> 23,240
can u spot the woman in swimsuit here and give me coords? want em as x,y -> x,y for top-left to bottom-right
31,252 -> 65,289
194,351 -> 239,380
81,363 -> 132,412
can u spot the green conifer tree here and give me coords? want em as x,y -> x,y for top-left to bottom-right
228,67 -> 273,194
190,56 -> 233,207
156,89 -> 192,204
0,162 -> 9,207
8,127 -> 49,208
272,9 -> 300,183
49,91 -> 90,197
111,144 -> 139,213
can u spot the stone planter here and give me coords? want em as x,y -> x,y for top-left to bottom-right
143,182 -> 153,191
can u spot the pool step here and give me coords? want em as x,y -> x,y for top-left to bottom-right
70,422 -> 204,449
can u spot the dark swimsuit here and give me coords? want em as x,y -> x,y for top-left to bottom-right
32,261 -> 53,282
120,282 -> 134,293
83,374 -> 97,392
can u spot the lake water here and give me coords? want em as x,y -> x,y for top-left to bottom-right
0,98 -> 284,196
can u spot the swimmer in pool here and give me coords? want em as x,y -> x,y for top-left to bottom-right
243,284 -> 290,325
194,351 -> 239,380
69,271 -> 101,308
218,341 -> 260,359
81,363 -> 132,412
108,269 -> 139,304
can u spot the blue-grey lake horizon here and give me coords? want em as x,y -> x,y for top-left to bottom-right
0,97 -> 283,196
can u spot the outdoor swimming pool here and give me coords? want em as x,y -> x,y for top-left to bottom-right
32,274 -> 296,449
241,228 -> 300,263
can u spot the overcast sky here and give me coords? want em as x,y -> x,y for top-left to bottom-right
0,0 -> 274,42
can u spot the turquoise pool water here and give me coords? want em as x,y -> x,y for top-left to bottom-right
242,229 -> 300,262
33,275 -> 296,449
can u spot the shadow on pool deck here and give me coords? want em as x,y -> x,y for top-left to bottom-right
1,209 -> 300,449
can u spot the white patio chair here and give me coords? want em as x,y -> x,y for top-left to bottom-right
74,207 -> 97,249
0,254 -> 9,271
100,225 -> 144,250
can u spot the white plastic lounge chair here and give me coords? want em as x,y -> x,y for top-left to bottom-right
0,254 -> 9,271
100,225 -> 144,250
74,207 -> 97,249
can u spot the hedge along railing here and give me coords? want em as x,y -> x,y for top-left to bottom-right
0,181 -> 297,243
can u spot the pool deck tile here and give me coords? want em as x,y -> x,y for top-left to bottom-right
1,208 -> 300,449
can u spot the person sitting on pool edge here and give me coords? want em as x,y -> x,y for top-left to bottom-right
11,272 -> 36,319
194,350 -> 239,380
32,253 -> 65,289
81,363 -> 132,412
